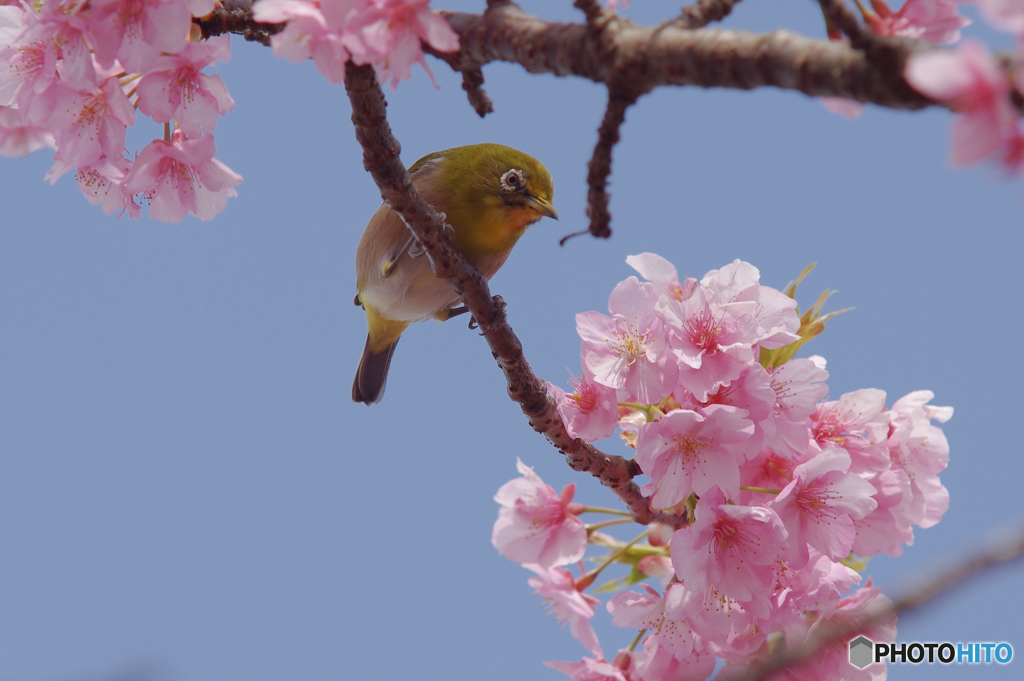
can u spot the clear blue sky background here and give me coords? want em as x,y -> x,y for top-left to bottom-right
1,1 -> 1021,680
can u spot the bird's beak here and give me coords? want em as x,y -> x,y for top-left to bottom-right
526,195 -> 559,220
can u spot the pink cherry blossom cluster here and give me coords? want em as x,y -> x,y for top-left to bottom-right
0,0 -> 458,221
493,255 -> 952,681
0,0 -> 242,221
251,0 -> 459,88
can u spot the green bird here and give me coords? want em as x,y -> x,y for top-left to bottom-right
352,143 -> 558,405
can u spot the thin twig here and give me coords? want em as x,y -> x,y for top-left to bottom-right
574,0 -> 606,25
818,0 -> 871,49
581,89 -> 638,240
674,0 -> 745,29
460,68 -> 494,117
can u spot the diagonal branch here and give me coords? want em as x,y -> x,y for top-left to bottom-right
735,523 -> 1024,681
343,62 -> 686,529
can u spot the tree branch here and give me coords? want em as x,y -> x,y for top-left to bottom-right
674,0 -> 745,29
195,0 -> 280,45
459,67 -> 494,117
735,523 -> 1024,681
581,89 -> 637,241
342,62 -> 686,528
199,3 -> 935,110
434,4 -> 933,110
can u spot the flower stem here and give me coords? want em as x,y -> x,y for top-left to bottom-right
618,402 -> 665,421
586,517 -> 635,533
578,506 -> 633,516
583,528 -> 650,581
740,485 -> 782,495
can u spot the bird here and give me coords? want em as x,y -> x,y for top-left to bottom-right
352,143 -> 558,405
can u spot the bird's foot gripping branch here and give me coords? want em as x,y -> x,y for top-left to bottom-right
493,253 -> 953,681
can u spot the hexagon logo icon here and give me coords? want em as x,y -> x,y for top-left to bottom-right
849,636 -> 874,669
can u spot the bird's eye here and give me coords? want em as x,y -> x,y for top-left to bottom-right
500,169 -> 525,193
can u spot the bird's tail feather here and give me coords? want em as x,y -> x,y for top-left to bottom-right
352,336 -> 399,405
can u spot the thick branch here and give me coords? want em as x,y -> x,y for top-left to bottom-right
343,63 -> 685,528
435,5 -> 932,109
199,4 -> 935,110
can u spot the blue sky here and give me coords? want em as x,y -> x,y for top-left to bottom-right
1,1 -> 1021,680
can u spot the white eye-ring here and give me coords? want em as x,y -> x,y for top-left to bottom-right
500,169 -> 525,193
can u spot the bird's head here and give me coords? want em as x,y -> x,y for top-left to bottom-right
418,143 -> 557,255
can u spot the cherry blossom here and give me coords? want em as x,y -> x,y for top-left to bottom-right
545,655 -> 632,681
770,447 -> 879,567
671,486 -> 789,602
0,104 -> 53,156
48,153 -> 141,218
699,362 -> 777,455
527,564 -> 603,657
136,35 -> 234,137
764,356 -> 829,458
635,405 -> 754,508
547,355 -> 620,442
978,0 -> 1024,34
347,0 -> 460,88
812,388 -> 891,473
739,448 -> 796,498
865,0 -> 970,43
905,40 -> 1023,169
31,76 -> 135,169
700,260 -> 801,349
122,129 -> 242,223
634,633 -> 717,681
89,0 -> 193,73
785,582 -> 895,681
254,0 -> 460,88
577,276 -> 676,404
252,0 -> 356,85
883,391 -> 952,530
0,0 -> 96,109
607,583 -> 696,663
492,458 -> 587,569
852,467 -> 915,556
657,286 -> 758,402
625,251 -> 691,302
772,549 -> 861,632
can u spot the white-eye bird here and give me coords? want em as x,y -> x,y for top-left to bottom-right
352,143 -> 558,405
